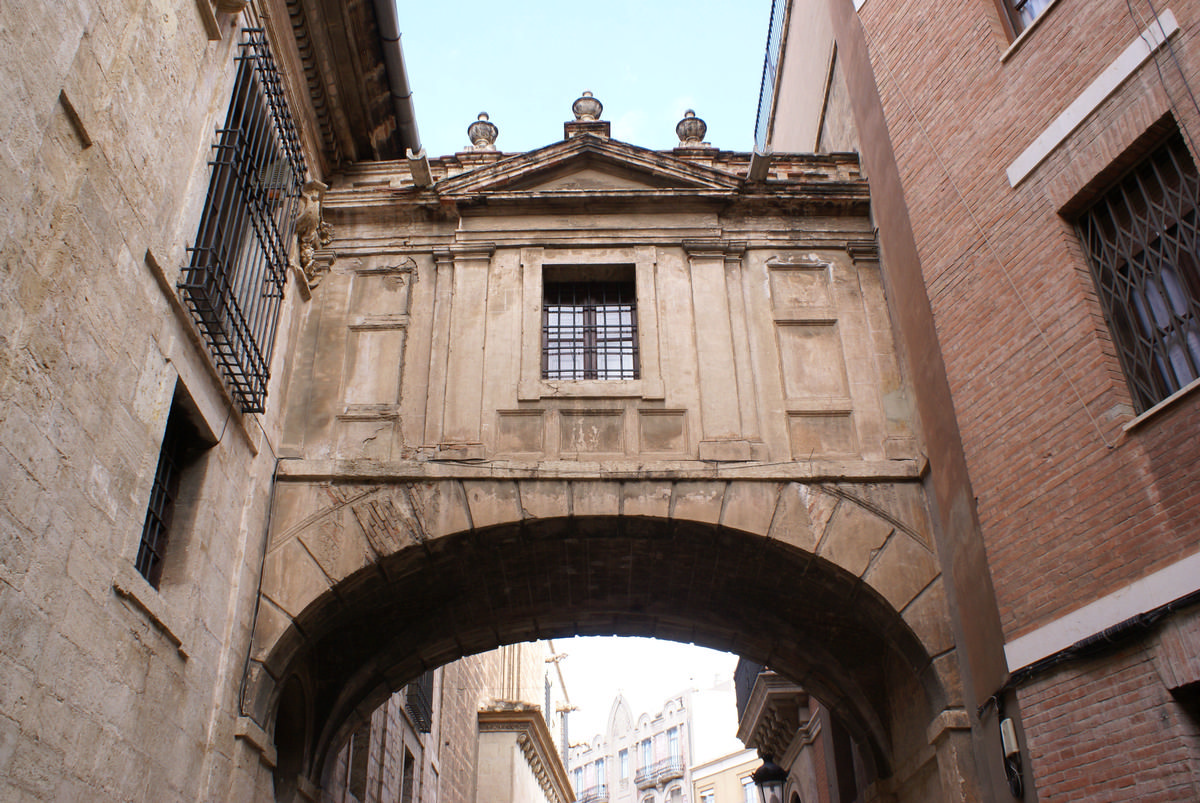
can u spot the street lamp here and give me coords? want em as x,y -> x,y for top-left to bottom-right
751,755 -> 787,803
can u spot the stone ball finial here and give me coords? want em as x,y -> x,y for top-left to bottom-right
467,112 -> 499,150
676,109 -> 707,146
572,91 -> 603,122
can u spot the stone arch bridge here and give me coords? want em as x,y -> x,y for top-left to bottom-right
241,467 -> 974,802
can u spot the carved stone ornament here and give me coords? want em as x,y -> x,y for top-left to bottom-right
213,0 -> 250,13
467,112 -> 499,150
676,109 -> 707,145
572,91 -> 603,121
295,179 -> 334,287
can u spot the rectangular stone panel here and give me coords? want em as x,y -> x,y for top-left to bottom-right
350,267 -> 412,316
788,412 -> 858,458
776,322 -> 849,399
559,410 -> 624,455
637,410 -> 687,454
343,327 -> 405,407
769,265 -> 832,309
496,411 -> 545,454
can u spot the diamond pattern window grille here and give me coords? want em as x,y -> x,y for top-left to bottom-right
1076,132 -> 1200,412
179,29 -> 306,413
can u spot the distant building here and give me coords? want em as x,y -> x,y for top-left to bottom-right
570,692 -> 694,803
323,641 -> 573,803
689,749 -> 759,803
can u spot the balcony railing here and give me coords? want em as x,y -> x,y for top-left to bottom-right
634,757 -> 685,789
578,784 -> 609,803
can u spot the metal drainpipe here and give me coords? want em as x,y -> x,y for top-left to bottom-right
371,0 -> 433,185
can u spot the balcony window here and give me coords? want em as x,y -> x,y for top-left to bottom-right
180,28 -> 307,413
1076,131 -> 1200,412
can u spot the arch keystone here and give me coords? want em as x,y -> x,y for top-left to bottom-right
620,481 -> 673,518
671,481 -> 725,524
517,480 -> 571,519
571,481 -> 623,517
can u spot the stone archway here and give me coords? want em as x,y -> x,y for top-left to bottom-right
243,475 -> 971,801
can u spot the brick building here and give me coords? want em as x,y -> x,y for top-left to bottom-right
755,0 -> 1200,799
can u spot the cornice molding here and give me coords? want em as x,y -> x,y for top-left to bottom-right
478,707 -> 575,803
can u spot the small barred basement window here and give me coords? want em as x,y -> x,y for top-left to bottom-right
136,393 -> 210,588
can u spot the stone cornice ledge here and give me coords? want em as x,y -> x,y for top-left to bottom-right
275,457 -> 927,483
478,707 -> 575,803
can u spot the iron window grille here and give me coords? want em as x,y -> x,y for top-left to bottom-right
1076,132 -> 1200,413
543,281 -> 639,380
136,395 -> 208,588
404,669 -> 435,732
180,28 -> 307,413
1003,0 -> 1053,34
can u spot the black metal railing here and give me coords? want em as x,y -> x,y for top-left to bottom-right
543,280 -> 639,380
180,29 -> 306,413
404,670 -> 434,732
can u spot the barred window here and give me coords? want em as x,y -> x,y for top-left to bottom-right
1076,132 -> 1200,412
1002,0 -> 1053,35
543,279 -> 639,380
180,29 -> 306,413
136,393 -> 210,588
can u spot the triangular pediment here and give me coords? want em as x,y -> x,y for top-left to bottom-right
435,135 -> 742,199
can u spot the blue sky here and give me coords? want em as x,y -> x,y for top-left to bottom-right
398,0 -> 773,157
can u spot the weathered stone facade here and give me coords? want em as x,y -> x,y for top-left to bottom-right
245,116 -> 975,801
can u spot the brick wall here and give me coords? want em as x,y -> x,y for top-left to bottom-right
856,0 -> 1200,640
1018,635 -> 1200,800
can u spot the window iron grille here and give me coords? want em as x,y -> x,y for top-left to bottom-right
136,396 -> 207,587
404,669 -> 435,732
543,281 -> 639,380
180,29 -> 307,413
1006,0 -> 1053,33
1076,132 -> 1200,412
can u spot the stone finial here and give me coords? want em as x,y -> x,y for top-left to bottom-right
572,91 -> 603,122
468,112 -> 499,150
676,109 -> 707,146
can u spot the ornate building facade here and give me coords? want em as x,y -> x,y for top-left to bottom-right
569,692 -> 693,803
